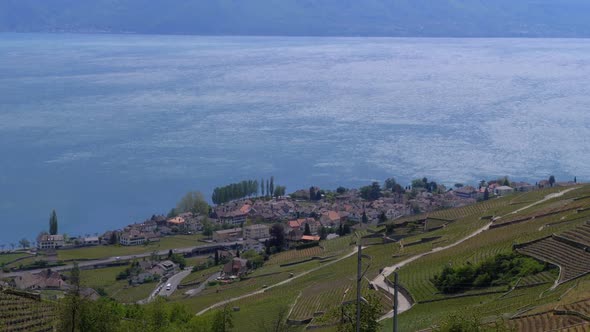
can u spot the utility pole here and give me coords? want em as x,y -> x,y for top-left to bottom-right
393,271 -> 399,332
356,242 -> 362,332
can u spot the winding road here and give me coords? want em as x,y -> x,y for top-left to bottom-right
372,186 -> 579,321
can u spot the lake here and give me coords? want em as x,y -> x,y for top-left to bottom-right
1,33 -> 589,245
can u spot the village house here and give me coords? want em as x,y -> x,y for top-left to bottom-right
213,228 -> 243,242
13,269 -> 66,290
36,234 -> 65,250
222,257 -> 249,278
495,186 -> 515,196
287,218 -> 320,234
83,236 -> 100,246
512,182 -> 535,192
216,204 -> 250,225
137,220 -> 158,233
243,224 -> 270,240
320,211 -> 344,227
119,230 -> 147,246
453,186 -> 478,199
301,235 -> 321,242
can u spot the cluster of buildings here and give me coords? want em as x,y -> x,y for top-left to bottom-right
33,179 -> 575,251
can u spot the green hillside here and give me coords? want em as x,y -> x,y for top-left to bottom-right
168,184 -> 590,331
3,184 -> 590,331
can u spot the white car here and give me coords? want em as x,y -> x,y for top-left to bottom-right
166,283 -> 172,291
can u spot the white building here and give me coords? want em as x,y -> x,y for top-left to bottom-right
243,224 -> 270,240
119,231 -> 147,246
495,186 -> 515,196
36,234 -> 65,249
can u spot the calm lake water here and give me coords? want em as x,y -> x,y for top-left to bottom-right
1,33 -> 589,245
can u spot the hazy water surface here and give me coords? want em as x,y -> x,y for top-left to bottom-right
1,34 -> 590,244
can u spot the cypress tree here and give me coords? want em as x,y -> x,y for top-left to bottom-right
304,223 -> 311,236
270,176 -> 275,197
49,209 -> 58,235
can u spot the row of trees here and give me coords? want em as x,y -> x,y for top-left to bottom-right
211,177 -> 286,204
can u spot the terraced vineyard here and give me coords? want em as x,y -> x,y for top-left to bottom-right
0,288 -> 57,332
560,223 -> 590,247
518,271 -> 558,288
289,279 -> 356,321
559,299 -> 590,317
518,232 -> 590,283
507,312 -> 590,332
266,246 -> 324,265
492,198 -> 590,228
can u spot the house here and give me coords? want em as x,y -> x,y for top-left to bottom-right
14,270 -> 66,290
320,211 -> 344,227
243,224 -> 270,240
36,234 -> 65,250
495,186 -> 515,196
217,204 -> 251,226
513,182 -> 535,192
453,186 -> 478,199
138,220 -> 158,233
222,258 -> 249,277
287,218 -> 319,234
83,236 -> 100,246
80,287 -> 101,301
300,235 -> 321,242
213,228 -> 243,242
119,230 -> 147,246
167,216 -> 186,226
150,260 -> 176,276
159,260 -> 175,272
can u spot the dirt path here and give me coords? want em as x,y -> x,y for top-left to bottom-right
373,187 -> 579,321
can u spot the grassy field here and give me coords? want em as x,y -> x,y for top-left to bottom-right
0,252 -> 29,265
76,265 -> 154,303
57,234 -> 207,261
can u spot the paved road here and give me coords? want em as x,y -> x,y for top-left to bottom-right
0,241 -> 242,278
159,268 -> 192,297
185,272 -> 221,297
373,186 -> 580,321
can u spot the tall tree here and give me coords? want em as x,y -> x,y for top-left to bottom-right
269,176 -> 275,197
210,305 -> 234,332
335,293 -> 381,332
309,187 -> 317,201
549,175 -> 556,187
61,262 -> 81,332
49,209 -> 58,235
269,223 -> 286,250
19,238 -> 30,249
177,191 -> 209,215
304,223 -> 312,236
266,180 -> 270,197
260,178 -> 265,197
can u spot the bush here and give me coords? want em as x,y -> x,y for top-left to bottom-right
432,252 -> 549,294
295,241 -> 319,250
